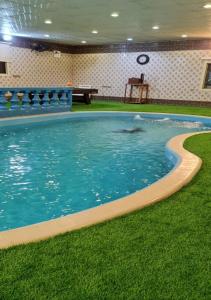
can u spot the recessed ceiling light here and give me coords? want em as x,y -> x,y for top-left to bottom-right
45,19 -> 52,24
203,3 -> 211,8
152,25 -> 159,30
127,38 -> 133,41
111,12 -> 119,18
92,30 -> 98,34
44,34 -> 50,38
2,34 -> 12,41
181,34 -> 188,38
81,40 -> 87,44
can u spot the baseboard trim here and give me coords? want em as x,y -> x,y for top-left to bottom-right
92,96 -> 211,107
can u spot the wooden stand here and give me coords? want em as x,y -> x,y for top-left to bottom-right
124,83 -> 149,104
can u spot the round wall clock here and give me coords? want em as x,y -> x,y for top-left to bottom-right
136,54 -> 150,65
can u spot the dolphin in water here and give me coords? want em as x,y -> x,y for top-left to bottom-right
113,127 -> 144,134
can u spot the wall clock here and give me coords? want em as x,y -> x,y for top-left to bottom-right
136,54 -> 150,65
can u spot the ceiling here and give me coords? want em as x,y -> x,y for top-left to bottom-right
0,0 -> 211,45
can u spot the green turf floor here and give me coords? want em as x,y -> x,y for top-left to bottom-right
72,100 -> 211,117
0,102 -> 211,299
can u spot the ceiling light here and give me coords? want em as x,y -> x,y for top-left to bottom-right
181,34 -> 188,38
152,26 -> 159,30
81,41 -> 87,44
203,3 -> 211,8
127,38 -> 133,41
92,30 -> 98,34
44,34 -> 50,38
2,34 -> 12,41
45,19 -> 52,24
111,12 -> 119,18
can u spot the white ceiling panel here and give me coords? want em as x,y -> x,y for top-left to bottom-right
0,0 -> 211,44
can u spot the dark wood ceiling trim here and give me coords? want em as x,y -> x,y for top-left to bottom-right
2,36 -> 211,54
70,39 -> 211,54
8,37 -> 73,54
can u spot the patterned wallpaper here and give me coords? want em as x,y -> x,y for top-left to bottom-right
0,45 -> 72,87
0,44 -> 211,102
72,50 -> 211,101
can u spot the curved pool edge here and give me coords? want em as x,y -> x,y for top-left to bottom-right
1,130 -> 210,249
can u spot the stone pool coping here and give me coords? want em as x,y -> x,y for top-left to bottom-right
0,112 -> 210,249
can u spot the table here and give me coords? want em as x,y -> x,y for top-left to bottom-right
73,88 -> 98,104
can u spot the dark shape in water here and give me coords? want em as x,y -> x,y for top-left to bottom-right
113,127 -> 144,134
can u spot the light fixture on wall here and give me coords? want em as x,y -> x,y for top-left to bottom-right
127,38 -> 133,41
181,34 -> 188,38
81,41 -> 87,44
152,25 -> 160,30
111,12 -> 119,18
2,34 -> 12,42
203,3 -> 211,8
92,30 -> 98,34
45,19 -> 52,24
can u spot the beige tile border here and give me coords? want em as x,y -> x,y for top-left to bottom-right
0,129 -> 210,249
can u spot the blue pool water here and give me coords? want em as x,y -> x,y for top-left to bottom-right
0,113 -> 210,231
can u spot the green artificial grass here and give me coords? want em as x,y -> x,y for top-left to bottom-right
0,103 -> 211,299
72,100 -> 211,117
